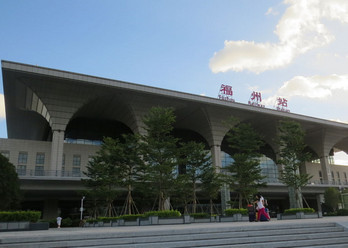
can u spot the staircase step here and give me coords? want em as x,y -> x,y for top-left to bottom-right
0,220 -> 347,248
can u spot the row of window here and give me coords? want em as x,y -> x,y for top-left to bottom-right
0,150 -> 83,166
0,150 -> 87,177
319,170 -> 348,184
16,165 -> 81,177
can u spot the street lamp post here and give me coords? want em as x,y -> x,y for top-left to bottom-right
80,196 -> 85,220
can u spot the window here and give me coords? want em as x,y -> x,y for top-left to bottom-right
331,171 -> 335,184
18,152 -> 28,164
17,165 -> 26,176
35,166 -> 44,176
62,154 -> 65,166
259,155 -> 279,182
221,151 -> 234,168
344,172 -> 348,184
337,172 -> 341,184
1,150 -> 10,159
73,155 -> 81,166
36,153 -> 45,165
72,167 -> 80,177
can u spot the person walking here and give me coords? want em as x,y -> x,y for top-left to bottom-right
255,193 -> 270,221
56,216 -> 62,228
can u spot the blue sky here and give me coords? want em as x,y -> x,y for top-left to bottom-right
1,0 -> 348,163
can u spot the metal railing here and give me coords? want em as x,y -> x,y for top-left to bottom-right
16,169 -> 348,187
16,169 -> 88,179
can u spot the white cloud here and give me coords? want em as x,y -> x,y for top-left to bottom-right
334,151 -> 348,166
278,74 -> 348,98
263,74 -> 348,107
210,0 -> 348,73
0,94 -> 5,119
265,7 -> 279,16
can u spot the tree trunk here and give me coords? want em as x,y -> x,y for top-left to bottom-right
238,193 -> 243,209
127,185 -> 132,215
193,182 -> 197,214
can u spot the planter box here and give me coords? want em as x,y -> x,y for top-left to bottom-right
219,216 -> 234,222
191,217 -> 214,223
149,216 -> 158,225
0,222 -> 47,231
122,218 -> 139,226
184,215 -> 191,224
29,222 -> 49,230
277,212 -> 320,220
103,221 -> 112,227
158,217 -> 184,225
220,214 -> 248,222
139,217 -> 151,226
0,222 -> 30,231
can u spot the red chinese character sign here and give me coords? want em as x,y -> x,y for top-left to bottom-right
218,84 -> 235,102
275,97 -> 290,112
248,91 -> 265,108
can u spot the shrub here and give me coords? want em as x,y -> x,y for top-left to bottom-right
190,213 -> 210,219
61,217 -> 72,227
0,211 -> 41,222
118,214 -> 144,221
144,210 -> 181,218
86,218 -> 98,223
224,208 -> 247,216
284,208 -> 315,214
97,217 -> 119,222
337,209 -> 348,216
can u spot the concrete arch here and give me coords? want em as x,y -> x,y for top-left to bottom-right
67,94 -> 137,138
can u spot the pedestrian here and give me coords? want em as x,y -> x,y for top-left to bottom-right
56,216 -> 62,228
255,193 -> 270,221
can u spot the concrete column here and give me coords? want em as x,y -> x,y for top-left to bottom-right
210,144 -> 231,211
320,156 -> 332,184
50,130 -> 65,176
211,144 -> 222,171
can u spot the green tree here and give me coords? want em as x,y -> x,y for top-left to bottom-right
178,141 -> 212,214
276,119 -> 313,209
224,117 -> 266,209
0,154 -> 21,210
171,173 -> 191,214
324,187 -> 341,212
200,165 -> 225,215
117,133 -> 143,215
140,106 -> 180,211
83,137 -> 122,217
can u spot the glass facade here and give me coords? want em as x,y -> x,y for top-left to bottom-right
221,152 -> 278,182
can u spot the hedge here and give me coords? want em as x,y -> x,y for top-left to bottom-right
337,209 -> 348,216
284,208 -> 315,214
85,210 -> 182,223
190,212 -> 211,219
224,208 -> 247,216
143,210 -> 181,218
0,211 -> 41,222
